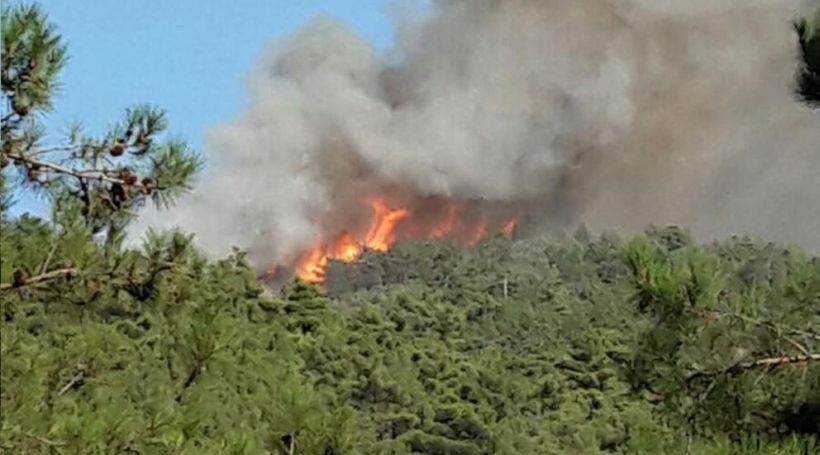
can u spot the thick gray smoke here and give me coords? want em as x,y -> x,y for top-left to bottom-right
132,0 -> 820,271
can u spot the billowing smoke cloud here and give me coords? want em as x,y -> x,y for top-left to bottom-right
132,0 -> 820,271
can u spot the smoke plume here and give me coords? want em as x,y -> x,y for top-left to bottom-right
133,0 -> 820,271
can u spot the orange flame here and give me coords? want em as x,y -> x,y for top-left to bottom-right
363,199 -> 410,251
293,198 -> 519,283
331,232 -> 362,262
294,199 -> 410,283
294,247 -> 329,283
501,219 -> 516,236
429,203 -> 461,239
466,219 -> 488,246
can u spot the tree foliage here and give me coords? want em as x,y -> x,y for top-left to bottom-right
1,3 -> 201,238
1,3 -> 819,454
3,223 -> 819,453
795,9 -> 820,107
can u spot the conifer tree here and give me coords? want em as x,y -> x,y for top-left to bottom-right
1,3 -> 818,454
795,9 -> 820,106
1,3 -> 201,239
1,2 -> 201,292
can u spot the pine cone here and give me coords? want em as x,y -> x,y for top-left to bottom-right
109,142 -> 125,157
141,177 -> 154,194
12,270 -> 27,287
11,99 -> 29,116
26,164 -> 40,181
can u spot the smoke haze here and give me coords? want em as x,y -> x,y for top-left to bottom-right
132,0 -> 820,270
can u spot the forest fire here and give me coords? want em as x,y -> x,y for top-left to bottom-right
292,198 -> 517,283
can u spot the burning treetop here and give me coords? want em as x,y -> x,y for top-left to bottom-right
293,197 -> 517,283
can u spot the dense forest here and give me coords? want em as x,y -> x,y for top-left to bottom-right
1,4 -> 819,455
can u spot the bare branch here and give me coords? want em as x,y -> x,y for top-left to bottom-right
687,353 -> 820,383
57,364 -> 89,396
4,151 -> 145,188
0,267 -> 76,291
31,143 -> 85,155
57,371 -> 85,396
729,354 -> 820,374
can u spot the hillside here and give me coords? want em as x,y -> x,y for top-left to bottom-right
2,3 -> 819,454
2,224 -> 818,454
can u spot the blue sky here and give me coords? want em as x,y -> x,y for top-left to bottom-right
11,0 -> 399,215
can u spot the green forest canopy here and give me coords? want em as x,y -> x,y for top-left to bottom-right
1,3 -> 819,454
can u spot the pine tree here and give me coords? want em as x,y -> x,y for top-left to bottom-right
1,2 -> 202,294
795,9 -> 820,106
2,3 -> 818,454
1,3 -> 201,240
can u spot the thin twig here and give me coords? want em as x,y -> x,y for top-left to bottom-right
281,433 -> 295,455
0,267 -> 76,291
174,355 -> 208,403
39,243 -> 59,275
783,335 -> 811,357
25,432 -> 65,447
57,369 -> 86,396
0,111 -> 16,125
687,353 -> 820,382
77,168 -> 123,178
32,143 -> 84,155
718,311 -> 820,343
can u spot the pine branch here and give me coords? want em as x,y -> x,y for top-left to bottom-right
174,340 -> 219,404
684,310 -> 820,383
3,151 -> 150,189
728,354 -> 820,374
783,335 -> 811,357
716,311 -> 820,344
174,359 -> 203,404
0,267 -> 75,291
686,353 -> 820,383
